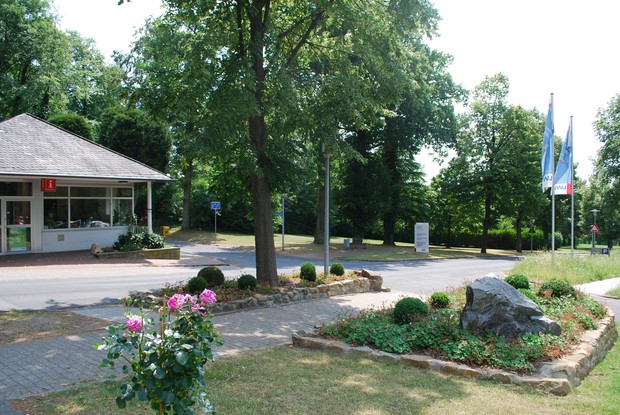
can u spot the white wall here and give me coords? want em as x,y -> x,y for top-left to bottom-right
41,227 -> 128,252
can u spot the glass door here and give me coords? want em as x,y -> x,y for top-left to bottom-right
5,200 -> 32,253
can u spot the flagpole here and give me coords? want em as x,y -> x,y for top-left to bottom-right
550,94 -> 555,268
570,116 -> 574,256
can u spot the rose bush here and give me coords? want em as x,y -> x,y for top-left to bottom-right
95,289 -> 222,415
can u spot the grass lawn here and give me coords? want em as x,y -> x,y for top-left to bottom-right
11,329 -> 620,415
167,228 -> 520,261
510,251 -> 620,285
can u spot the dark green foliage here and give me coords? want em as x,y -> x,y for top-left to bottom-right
198,266 -> 225,288
300,262 -> 317,282
48,113 -> 95,140
538,279 -> 576,298
237,274 -> 258,291
429,292 -> 451,308
393,297 -> 428,325
98,107 -> 171,173
329,263 -> 345,276
113,232 -> 164,251
505,274 -> 530,290
187,276 -> 208,294
139,232 -> 165,249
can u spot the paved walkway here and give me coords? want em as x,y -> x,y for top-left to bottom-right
0,290 -> 406,414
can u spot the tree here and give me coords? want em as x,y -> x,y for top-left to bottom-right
0,0 -> 70,119
494,106 -> 547,252
593,93 -> 620,246
47,113 -> 94,140
456,74 -> 540,253
114,0 -> 444,286
98,107 -> 171,173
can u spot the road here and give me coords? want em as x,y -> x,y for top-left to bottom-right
0,244 -> 519,311
1,244 -> 618,320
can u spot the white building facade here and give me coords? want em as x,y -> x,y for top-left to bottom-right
0,114 -> 172,255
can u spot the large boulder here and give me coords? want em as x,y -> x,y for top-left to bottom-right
460,275 -> 561,339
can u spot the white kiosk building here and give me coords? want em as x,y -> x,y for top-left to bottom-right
0,114 -> 173,255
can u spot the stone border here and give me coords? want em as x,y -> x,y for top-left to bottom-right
292,307 -> 617,395
208,274 -> 385,314
95,247 -> 181,260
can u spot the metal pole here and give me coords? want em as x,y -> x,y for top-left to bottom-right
281,194 -> 285,251
324,148 -> 330,278
570,116 -> 575,256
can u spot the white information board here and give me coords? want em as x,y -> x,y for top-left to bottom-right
414,222 -> 429,253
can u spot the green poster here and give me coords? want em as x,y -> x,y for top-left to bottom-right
8,228 -> 28,251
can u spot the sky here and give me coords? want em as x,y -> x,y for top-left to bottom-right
52,0 -> 620,182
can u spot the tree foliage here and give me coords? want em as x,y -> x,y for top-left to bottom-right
454,74 -> 544,253
47,113 -> 94,140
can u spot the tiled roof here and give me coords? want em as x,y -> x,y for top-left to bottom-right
0,114 -> 172,182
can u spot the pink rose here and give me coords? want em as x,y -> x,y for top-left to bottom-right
126,315 -> 143,333
199,289 -> 217,305
167,293 -> 187,311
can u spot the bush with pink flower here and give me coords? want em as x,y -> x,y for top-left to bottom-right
95,289 -> 222,414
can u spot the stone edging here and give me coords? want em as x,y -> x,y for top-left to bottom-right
95,247 -> 181,260
208,273 -> 385,315
292,307 -> 617,395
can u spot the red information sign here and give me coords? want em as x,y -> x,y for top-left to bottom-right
40,178 -> 56,192
589,224 -> 601,234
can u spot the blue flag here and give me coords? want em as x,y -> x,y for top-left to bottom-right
554,121 -> 573,195
541,96 -> 555,191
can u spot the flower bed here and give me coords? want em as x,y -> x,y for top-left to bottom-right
293,282 -> 618,394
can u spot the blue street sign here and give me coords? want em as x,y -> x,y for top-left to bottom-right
211,201 -> 221,210
274,211 -> 283,217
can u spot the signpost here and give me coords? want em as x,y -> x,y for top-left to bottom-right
414,222 -> 429,254
211,201 -> 221,235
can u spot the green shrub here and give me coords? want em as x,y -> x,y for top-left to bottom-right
518,288 -> 539,304
538,279 -> 576,298
238,274 -> 258,291
139,232 -> 165,249
505,274 -> 530,290
329,263 -> 345,276
300,262 -> 317,282
113,232 -> 165,251
393,297 -> 428,325
187,276 -> 209,294
198,266 -> 225,288
429,292 -> 451,308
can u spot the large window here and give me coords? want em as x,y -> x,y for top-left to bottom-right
0,182 -> 32,196
43,186 -> 133,230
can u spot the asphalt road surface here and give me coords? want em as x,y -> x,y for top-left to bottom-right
1,244 -> 618,320
0,244 -> 519,311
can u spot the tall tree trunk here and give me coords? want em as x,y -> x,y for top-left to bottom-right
181,159 -> 193,230
446,214 -> 452,249
248,1 -> 278,286
481,191 -> 492,254
314,185 -> 325,244
515,211 -> 523,253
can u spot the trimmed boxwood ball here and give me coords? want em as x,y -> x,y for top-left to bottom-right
505,274 -> 530,290
538,279 -> 575,298
429,292 -> 451,308
329,263 -> 345,276
187,275 -> 209,294
393,297 -> 428,325
198,266 -> 225,288
238,274 -> 258,291
300,262 -> 317,282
